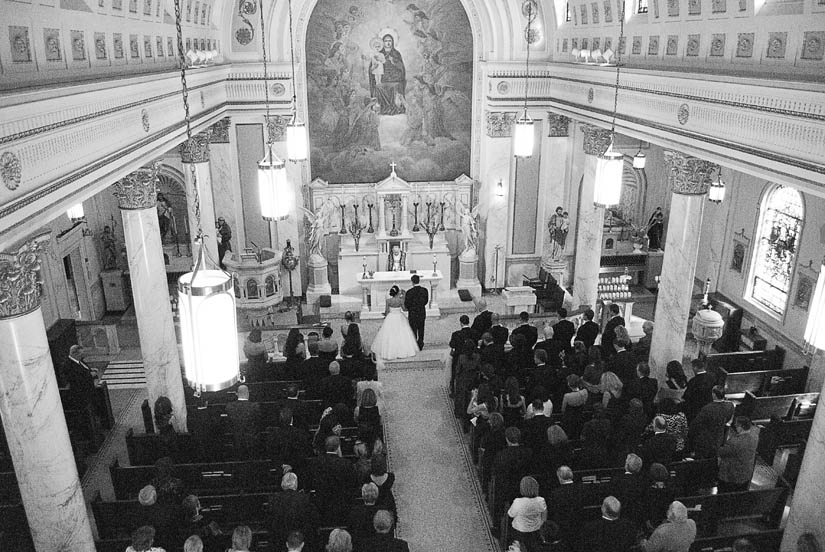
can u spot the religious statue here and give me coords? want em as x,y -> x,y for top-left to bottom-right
548,206 -> 570,259
386,243 -> 406,271
457,201 -> 480,254
100,225 -> 119,270
216,216 -> 232,269
156,192 -> 176,243
302,201 -> 334,257
647,207 -> 665,250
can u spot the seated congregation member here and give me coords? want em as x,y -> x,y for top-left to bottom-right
369,454 -> 397,513
615,398 -> 649,455
512,311 -> 539,348
639,416 -> 678,466
500,376 -> 526,428
300,341 -> 328,398
347,483 -> 381,546
534,325 -> 564,370
575,308 -> 600,350
644,463 -> 681,530
268,473 -> 319,547
634,321 -> 654,362
552,308 -> 576,353
127,525 -> 166,552
577,496 -> 637,552
561,374 -> 588,439
471,298 -> 494,340
640,501 -> 696,552
225,384 -> 260,458
717,416 -> 759,493
490,312 -> 510,346
308,436 -> 359,524
267,407 -> 313,476
681,358 -> 716,421
608,327 -> 637,386
689,385 -> 734,458
135,485 -> 178,550
455,339 -> 481,420
534,424 -> 573,474
449,315 -> 475,393
507,476 -> 547,552
325,528 -> 353,552
242,329 -> 269,381
609,453 -> 648,528
318,361 -> 354,409
180,495 -> 222,552
151,457 -> 186,505
493,427 -> 534,508
227,526 -> 253,552
318,326 -> 339,361
521,399 -> 554,452
656,361 -> 688,404
548,466 -> 583,548
625,361 -> 659,419
283,329 -> 306,379
361,510 -> 410,552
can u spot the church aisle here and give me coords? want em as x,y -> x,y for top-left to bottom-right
381,359 -> 500,552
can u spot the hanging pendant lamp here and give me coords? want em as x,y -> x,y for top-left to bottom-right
174,0 -> 239,394
708,167 -> 726,203
632,141 -> 646,168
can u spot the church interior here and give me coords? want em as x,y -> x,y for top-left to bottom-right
0,0 -> 824,549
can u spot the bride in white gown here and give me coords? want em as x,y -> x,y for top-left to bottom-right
371,285 -> 420,361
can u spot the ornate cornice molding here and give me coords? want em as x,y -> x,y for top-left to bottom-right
547,114 -> 570,137
209,118 -> 231,144
580,124 -> 612,155
485,111 -> 518,137
664,150 -> 714,195
0,233 -> 51,319
113,165 -> 159,210
179,132 -> 212,163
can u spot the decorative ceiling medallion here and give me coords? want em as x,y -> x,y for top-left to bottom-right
497,81 -> 509,94
677,103 -> 690,125
271,82 -> 286,96
587,88 -> 595,104
0,152 -> 22,191
141,109 -> 150,133
240,0 -> 256,14
521,0 -> 538,20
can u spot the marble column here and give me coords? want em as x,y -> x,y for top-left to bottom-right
180,132 -> 219,268
782,350 -> 825,550
115,167 -> 187,431
0,235 -> 96,551
648,151 -> 714,381
208,118 -> 246,255
572,124 -> 612,309
378,197 -> 386,235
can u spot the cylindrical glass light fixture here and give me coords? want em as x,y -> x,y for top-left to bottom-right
178,264 -> 240,393
633,152 -> 646,169
286,116 -> 308,162
804,260 -> 825,351
708,173 -> 725,204
258,146 -> 292,221
594,147 -> 624,208
513,110 -> 534,158
67,203 -> 85,222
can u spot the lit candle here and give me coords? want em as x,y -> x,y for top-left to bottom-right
363,256 -> 366,264
433,254 -> 437,263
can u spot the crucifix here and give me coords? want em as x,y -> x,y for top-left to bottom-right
390,161 -> 397,173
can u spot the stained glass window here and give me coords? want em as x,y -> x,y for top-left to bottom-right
748,185 -> 804,316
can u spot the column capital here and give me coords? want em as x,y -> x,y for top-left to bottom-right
547,113 -> 570,137
179,131 -> 212,163
485,111 -> 518,137
266,116 -> 290,143
113,165 -> 158,210
209,118 -> 231,144
664,150 -> 715,195
580,124 -> 612,155
0,233 -> 51,319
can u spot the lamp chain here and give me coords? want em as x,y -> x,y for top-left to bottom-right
174,0 -> 202,239
259,0 -> 272,144
288,0 -> 298,116
610,0 -> 626,135
523,1 -> 531,111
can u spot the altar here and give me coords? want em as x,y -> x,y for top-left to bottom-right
357,270 -> 443,319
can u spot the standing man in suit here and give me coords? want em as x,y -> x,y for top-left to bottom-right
512,311 -> 539,348
449,315 -> 475,395
717,416 -> 760,493
470,298 -> 493,340
552,308 -> 576,352
490,313 -> 510,346
64,345 -> 98,410
307,436 -> 358,524
575,308 -> 600,350
682,358 -> 716,421
601,304 -> 626,358
577,496 -> 637,552
404,275 -> 428,350
225,384 -> 261,458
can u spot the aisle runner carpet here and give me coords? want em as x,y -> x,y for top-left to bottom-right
381,363 -> 500,552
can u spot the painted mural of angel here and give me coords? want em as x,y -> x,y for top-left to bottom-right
457,200 -> 481,254
301,201 -> 334,257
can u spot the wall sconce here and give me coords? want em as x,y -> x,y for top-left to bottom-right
496,180 -> 505,197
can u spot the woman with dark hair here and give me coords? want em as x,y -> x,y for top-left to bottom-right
643,463 -> 681,529
313,412 -> 342,454
371,285 -> 419,361
656,360 -> 688,403
340,311 -> 355,339
283,328 -> 306,379
242,329 -> 268,381
454,338 -> 481,419
501,376 -> 526,427
369,454 -> 397,513
567,340 -> 589,376
582,363 -> 605,407
645,398 -> 689,456
355,388 -> 382,438
479,412 -> 506,487
153,395 -> 177,458
340,323 -> 365,379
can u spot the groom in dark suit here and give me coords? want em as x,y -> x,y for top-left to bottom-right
404,275 -> 428,350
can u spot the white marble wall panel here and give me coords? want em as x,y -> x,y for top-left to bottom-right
184,161 -> 219,269
0,308 -> 95,551
479,136 -> 511,291
649,193 -> 706,380
121,207 -> 187,431
572,155 -> 605,309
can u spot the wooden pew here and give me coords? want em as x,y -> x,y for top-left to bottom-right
184,399 -> 324,433
703,347 -> 786,383
737,391 -> 819,423
719,366 -> 809,397
185,380 -> 306,405
757,417 -> 814,464
109,458 -> 282,500
679,485 -> 788,537
689,529 -> 783,552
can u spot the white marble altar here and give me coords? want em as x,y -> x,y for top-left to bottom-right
357,270 -> 443,319
502,286 -> 538,314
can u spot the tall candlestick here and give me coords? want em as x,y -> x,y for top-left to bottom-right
432,253 -> 438,276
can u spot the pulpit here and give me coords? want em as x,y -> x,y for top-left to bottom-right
357,270 -> 443,319
224,248 -> 283,309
